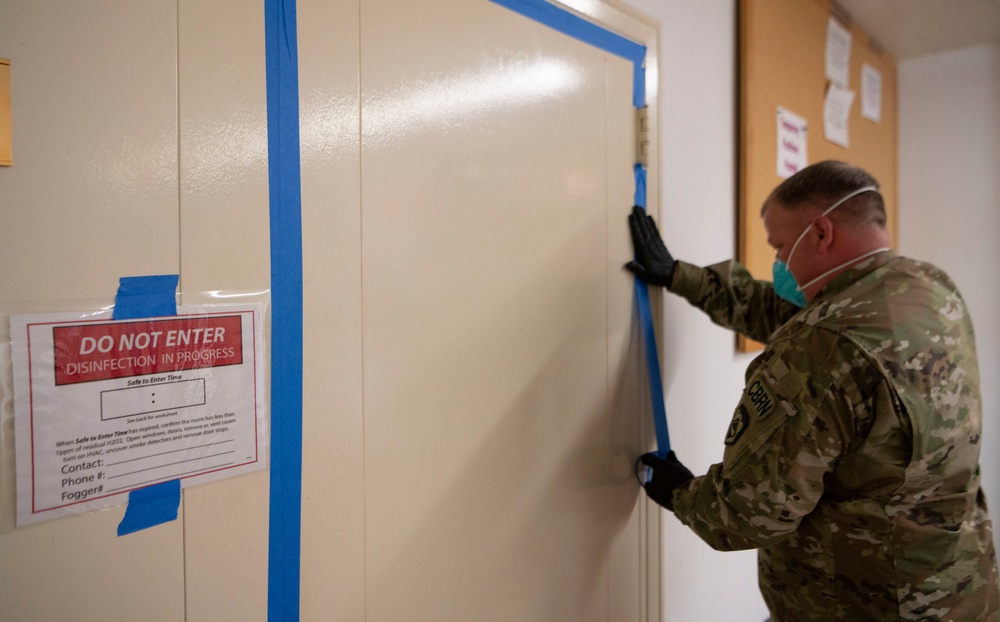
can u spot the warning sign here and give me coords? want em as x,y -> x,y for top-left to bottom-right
10,304 -> 267,526
52,315 -> 244,385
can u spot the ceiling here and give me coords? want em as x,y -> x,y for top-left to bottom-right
833,0 -> 1000,59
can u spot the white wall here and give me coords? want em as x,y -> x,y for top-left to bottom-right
899,43 -> 1000,556
619,1 -> 771,620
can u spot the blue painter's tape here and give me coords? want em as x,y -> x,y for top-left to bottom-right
113,275 -> 182,535
113,275 -> 179,320
117,479 -> 181,536
265,0 -> 304,619
633,163 -> 647,210
633,63 -> 646,110
489,0 -> 645,62
635,278 -> 671,456
634,165 -> 670,455
488,0 -> 647,108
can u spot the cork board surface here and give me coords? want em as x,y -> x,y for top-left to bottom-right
738,0 -> 897,351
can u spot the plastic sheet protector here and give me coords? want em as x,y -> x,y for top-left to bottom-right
9,302 -> 268,526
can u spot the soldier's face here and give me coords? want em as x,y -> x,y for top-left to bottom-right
763,202 -> 821,277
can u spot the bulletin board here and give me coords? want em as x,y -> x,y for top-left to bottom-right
738,0 -> 897,351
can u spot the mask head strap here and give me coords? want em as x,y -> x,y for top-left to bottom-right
786,185 -> 879,269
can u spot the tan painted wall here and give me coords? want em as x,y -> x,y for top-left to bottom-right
1,2 -> 189,620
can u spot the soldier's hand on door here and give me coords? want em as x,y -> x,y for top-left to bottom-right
625,205 -> 676,287
635,450 -> 693,511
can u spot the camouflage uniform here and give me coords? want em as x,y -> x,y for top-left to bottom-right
668,251 -> 1000,621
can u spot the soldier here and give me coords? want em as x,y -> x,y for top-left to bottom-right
628,160 -> 1000,620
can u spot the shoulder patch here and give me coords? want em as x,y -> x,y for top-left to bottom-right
768,357 -> 790,380
725,405 -> 750,445
745,377 -> 776,419
768,355 -> 803,397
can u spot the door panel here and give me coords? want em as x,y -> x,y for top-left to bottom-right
359,2 -> 645,619
0,2 -> 184,621
177,1 -> 271,620
297,0 -> 367,618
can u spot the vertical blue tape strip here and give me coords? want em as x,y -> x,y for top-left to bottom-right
632,63 -> 645,110
491,0 -> 669,455
114,275 -> 182,535
265,0 -> 304,619
633,166 -> 670,455
633,162 -> 647,210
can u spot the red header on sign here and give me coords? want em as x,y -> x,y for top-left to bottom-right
52,315 -> 244,385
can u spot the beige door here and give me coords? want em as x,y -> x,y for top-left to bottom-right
300,1 -> 659,620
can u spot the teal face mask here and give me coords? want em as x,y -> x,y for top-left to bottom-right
771,185 -> 880,308
772,258 -> 806,307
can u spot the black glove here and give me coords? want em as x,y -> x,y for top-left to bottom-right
626,205 -> 676,287
636,450 -> 694,511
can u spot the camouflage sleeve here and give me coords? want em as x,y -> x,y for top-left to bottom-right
670,326 -> 861,551
669,259 -> 800,344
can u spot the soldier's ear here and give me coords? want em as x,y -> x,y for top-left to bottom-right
814,216 -> 835,250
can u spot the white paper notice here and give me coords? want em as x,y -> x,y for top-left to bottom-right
777,107 -> 808,178
825,17 -> 852,88
861,63 -> 882,122
10,303 -> 267,526
824,84 -> 855,148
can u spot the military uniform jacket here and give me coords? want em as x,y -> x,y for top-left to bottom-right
668,251 -> 1000,621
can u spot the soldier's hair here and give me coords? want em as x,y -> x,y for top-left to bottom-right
762,160 -> 887,228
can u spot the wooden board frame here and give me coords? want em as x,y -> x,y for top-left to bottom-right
1,59 -> 10,166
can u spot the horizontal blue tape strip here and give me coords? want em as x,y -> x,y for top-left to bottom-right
488,0 -> 646,108
266,0 -> 304,618
489,0 -> 645,63
117,479 -> 181,536
113,274 -> 182,534
113,274 -> 179,320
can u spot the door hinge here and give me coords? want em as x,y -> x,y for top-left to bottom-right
636,106 -> 650,167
